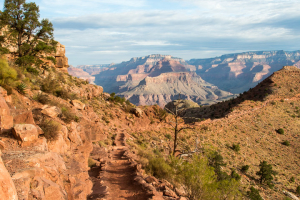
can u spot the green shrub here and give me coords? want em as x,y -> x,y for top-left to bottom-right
59,107 -> 79,123
230,169 -> 241,181
41,75 -> 60,94
276,128 -> 284,135
55,88 -> 77,100
290,177 -> 295,182
231,143 -> 240,152
16,82 -> 27,94
241,165 -> 250,173
39,119 -> 60,141
247,187 -> 263,200
0,58 -> 17,85
282,140 -> 290,146
33,93 -> 51,104
26,66 -> 39,75
296,185 -> 300,194
146,156 -> 173,179
165,134 -> 172,140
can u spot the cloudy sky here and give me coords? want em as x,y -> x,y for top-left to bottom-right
1,0 -> 300,66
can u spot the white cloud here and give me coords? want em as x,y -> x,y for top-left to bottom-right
2,0 -> 298,65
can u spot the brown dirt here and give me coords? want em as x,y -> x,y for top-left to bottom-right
88,131 -> 152,200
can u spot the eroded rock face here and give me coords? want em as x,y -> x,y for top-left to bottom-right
55,42 -> 69,70
0,154 -> 18,200
0,92 -> 13,132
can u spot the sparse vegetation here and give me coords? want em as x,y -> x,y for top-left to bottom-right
33,93 -> 51,104
59,107 -> 79,123
276,128 -> 284,135
256,161 -> 277,185
282,140 -> 290,146
231,143 -> 240,152
241,165 -> 250,173
296,185 -> 300,194
39,119 -> 61,141
247,187 -> 263,200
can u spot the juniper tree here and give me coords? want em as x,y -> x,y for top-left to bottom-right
256,161 -> 277,184
0,0 -> 56,67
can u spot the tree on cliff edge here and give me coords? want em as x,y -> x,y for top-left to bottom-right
0,0 -> 57,67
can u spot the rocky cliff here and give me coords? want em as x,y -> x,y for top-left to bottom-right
188,50 -> 300,93
70,51 -> 300,106
93,55 -> 233,107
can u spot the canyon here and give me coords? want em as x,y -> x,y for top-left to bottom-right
70,51 -> 300,107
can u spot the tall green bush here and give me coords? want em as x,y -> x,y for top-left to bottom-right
0,58 -> 17,85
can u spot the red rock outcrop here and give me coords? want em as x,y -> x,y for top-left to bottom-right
0,153 -> 18,200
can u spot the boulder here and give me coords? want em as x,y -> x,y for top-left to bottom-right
0,156 -> 18,200
14,111 -> 35,125
130,107 -> 143,117
41,106 -> 60,118
12,124 -> 39,143
71,100 -> 85,110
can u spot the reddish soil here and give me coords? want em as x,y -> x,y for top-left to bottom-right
88,131 -> 151,200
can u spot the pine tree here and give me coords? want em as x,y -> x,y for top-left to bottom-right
0,0 -> 56,67
256,161 -> 277,184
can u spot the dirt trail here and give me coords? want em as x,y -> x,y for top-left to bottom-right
88,131 -> 151,200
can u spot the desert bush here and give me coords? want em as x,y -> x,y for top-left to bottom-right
26,66 -> 39,75
165,134 -> 172,140
296,186 -> 300,194
88,158 -> 97,168
39,119 -> 60,141
0,58 -> 17,85
231,143 -> 240,152
16,82 -> 27,94
230,169 -> 241,181
40,75 -> 60,94
282,140 -> 290,146
59,107 -> 79,123
276,128 -> 284,135
241,165 -> 250,173
208,151 -> 228,181
247,187 -> 263,200
290,177 -> 295,182
146,155 -> 174,180
33,93 -> 51,104
55,88 -> 77,100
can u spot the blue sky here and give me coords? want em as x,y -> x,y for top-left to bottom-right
1,0 -> 300,66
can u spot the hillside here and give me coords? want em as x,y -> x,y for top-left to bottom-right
166,66 -> 300,199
